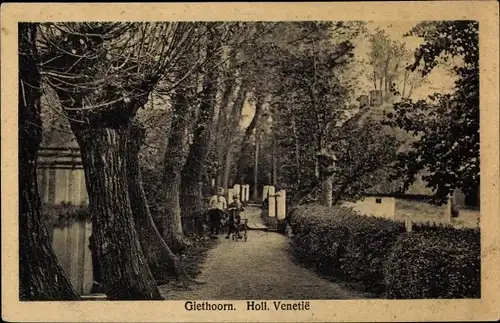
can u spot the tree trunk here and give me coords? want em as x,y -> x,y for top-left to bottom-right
222,87 -> 247,190
162,91 -> 191,251
234,93 -> 264,184
19,22 -> 80,301
322,175 -> 334,207
213,78 -> 236,191
253,129 -> 260,201
126,123 -> 189,283
180,27 -> 220,232
222,144 -> 234,192
272,135 -> 278,186
72,124 -> 162,300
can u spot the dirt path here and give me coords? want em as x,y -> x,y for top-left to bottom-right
159,207 -> 370,300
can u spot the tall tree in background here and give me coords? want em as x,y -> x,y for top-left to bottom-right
386,21 -> 479,204
366,27 -> 427,100
271,22 -> 359,206
19,22 -> 79,301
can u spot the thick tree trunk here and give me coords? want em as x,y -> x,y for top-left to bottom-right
180,27 -> 219,232
162,91 -> 191,251
126,123 -> 189,283
72,124 -> 162,300
19,23 -> 80,301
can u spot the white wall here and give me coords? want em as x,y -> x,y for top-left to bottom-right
343,196 -> 396,219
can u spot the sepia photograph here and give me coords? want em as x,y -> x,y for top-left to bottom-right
2,2 -> 499,322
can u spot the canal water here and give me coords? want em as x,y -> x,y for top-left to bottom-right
48,218 -> 94,295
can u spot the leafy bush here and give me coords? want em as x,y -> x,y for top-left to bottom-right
339,216 -> 404,292
291,205 -> 357,276
384,229 -> 480,299
291,204 -> 480,298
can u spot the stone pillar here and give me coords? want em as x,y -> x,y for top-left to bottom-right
233,184 -> 241,200
268,186 -> 276,217
263,185 -> 270,202
211,178 -> 216,188
277,189 -> 286,220
241,185 -> 246,202
245,185 -> 250,202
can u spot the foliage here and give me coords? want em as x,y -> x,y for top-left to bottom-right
385,21 -> 479,204
264,22 -> 361,200
290,204 -> 480,298
329,116 -> 400,204
366,27 -> 428,99
384,229 -> 480,299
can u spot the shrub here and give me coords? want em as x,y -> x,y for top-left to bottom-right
291,205 -> 358,276
384,229 -> 480,299
290,204 -> 481,298
339,216 -> 404,292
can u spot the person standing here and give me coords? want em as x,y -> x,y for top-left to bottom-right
207,187 -> 227,238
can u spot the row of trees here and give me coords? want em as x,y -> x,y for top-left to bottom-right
19,20 -> 479,300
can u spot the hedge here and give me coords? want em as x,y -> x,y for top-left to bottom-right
290,204 -> 480,298
384,229 -> 480,299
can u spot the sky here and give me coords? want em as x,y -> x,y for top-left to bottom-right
239,21 -> 458,129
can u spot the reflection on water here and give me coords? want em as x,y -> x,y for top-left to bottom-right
50,219 -> 93,295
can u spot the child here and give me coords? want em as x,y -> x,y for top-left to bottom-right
207,187 -> 227,238
226,194 -> 245,239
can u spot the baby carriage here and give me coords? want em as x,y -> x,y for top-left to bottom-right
227,206 -> 248,242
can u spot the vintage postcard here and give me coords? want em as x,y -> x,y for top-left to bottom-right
1,1 -> 499,322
